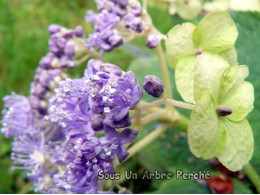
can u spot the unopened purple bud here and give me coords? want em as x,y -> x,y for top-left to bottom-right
146,34 -> 160,49
131,5 -> 142,16
48,24 -> 61,34
124,13 -> 135,29
91,114 -> 104,131
216,107 -> 233,117
74,25 -> 84,37
39,53 -> 55,69
115,5 -> 127,16
63,30 -> 74,39
118,0 -> 129,6
48,39 -> 60,53
100,42 -> 113,52
143,75 -> 164,98
29,95 -> 42,110
64,43 -> 76,58
131,17 -> 143,33
108,34 -> 123,47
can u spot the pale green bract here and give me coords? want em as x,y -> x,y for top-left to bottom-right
165,11 -> 238,104
188,54 -> 254,171
192,11 -> 238,53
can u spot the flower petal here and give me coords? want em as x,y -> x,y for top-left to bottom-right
194,52 -> 230,104
175,55 -> 196,103
219,81 -> 254,122
166,22 -> 196,68
188,92 -> 226,159
217,119 -> 254,171
193,11 -> 238,53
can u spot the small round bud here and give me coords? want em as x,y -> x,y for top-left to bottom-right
146,34 -> 160,49
48,24 -> 61,35
64,42 -> 76,58
143,75 -> 164,98
108,34 -> 123,48
216,107 -> 233,117
131,5 -> 142,16
74,25 -> 84,37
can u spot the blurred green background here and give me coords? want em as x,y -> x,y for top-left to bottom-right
1,0 -> 260,194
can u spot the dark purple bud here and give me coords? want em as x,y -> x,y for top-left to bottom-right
31,83 -> 48,98
115,5 -> 127,16
39,53 -> 55,69
91,114 -> 104,131
48,39 -> 60,53
216,107 -> 233,117
143,75 -> 165,98
100,42 -> 113,52
29,95 -> 42,110
63,30 -> 74,39
124,13 -> 135,29
118,0 -> 129,6
64,43 -> 76,58
146,34 -> 160,49
48,24 -> 61,34
196,50 -> 203,55
108,34 -> 123,47
131,5 -> 142,16
74,25 -> 84,37
131,17 -> 143,33
56,37 -> 67,48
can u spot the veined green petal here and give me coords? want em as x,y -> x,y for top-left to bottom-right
175,55 -> 196,103
219,81 -> 254,122
194,52 -> 230,103
193,11 -> 238,53
188,92 -> 226,159
176,0 -> 202,20
217,118 -> 254,171
219,47 -> 238,65
166,22 -> 196,68
219,63 -> 249,103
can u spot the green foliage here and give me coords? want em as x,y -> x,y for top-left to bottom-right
230,11 -> 260,174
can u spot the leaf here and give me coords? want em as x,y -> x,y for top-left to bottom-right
230,11 -> 260,173
194,52 -> 230,103
153,178 -> 210,194
193,11 -> 238,53
217,118 -> 254,171
230,0 -> 260,12
175,55 -> 196,103
165,22 -> 196,68
188,92 -> 226,159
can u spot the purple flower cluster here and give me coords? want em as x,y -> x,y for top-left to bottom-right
29,25 -> 86,115
47,59 -> 143,136
49,124 -> 137,193
86,0 -> 144,52
1,58 -> 142,193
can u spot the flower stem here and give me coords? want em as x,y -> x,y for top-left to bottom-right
155,43 -> 173,99
166,99 -> 195,110
243,163 -> 260,193
126,124 -> 173,160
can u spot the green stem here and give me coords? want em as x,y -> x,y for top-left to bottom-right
155,43 -> 173,99
126,124 -> 173,160
243,163 -> 260,193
